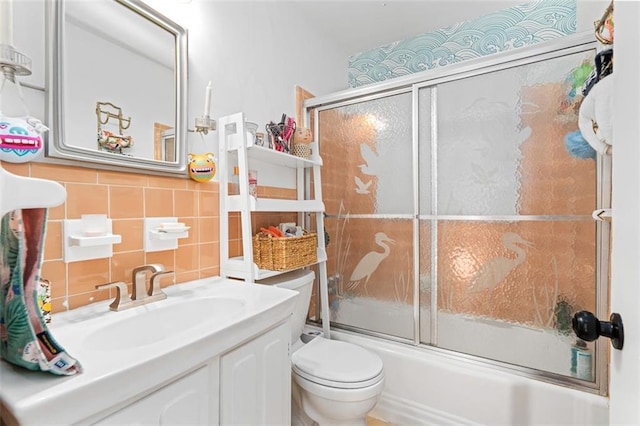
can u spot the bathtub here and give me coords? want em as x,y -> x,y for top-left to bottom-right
328,329 -> 609,425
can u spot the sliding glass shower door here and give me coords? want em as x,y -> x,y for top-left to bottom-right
314,44 -> 605,386
320,92 -> 415,340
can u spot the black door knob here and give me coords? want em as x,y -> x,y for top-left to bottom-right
572,311 -> 624,350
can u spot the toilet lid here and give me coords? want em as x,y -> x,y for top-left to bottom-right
291,339 -> 383,388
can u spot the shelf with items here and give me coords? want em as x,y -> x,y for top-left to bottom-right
225,196 -> 324,213
224,247 -> 328,281
237,143 -> 322,168
218,112 -> 327,283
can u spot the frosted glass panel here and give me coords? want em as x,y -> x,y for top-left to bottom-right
319,93 -> 413,215
418,88 -> 432,215
324,217 -> 413,340
316,43 -> 604,384
437,51 -> 595,216
419,220 -> 432,343
436,220 -> 596,379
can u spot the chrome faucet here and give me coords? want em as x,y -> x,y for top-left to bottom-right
131,264 -> 165,301
95,281 -> 132,311
96,264 -> 174,311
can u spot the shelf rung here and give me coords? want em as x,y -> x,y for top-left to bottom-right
226,196 -> 324,213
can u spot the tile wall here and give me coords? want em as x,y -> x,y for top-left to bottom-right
1,160 -> 299,314
2,160 -> 219,313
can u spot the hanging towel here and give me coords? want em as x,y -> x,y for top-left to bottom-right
0,209 -> 81,375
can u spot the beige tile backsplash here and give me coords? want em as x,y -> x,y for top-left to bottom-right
1,160 -> 298,314
1,160 -> 220,314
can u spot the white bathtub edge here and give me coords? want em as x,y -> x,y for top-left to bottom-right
326,328 -> 609,425
371,392 -> 484,426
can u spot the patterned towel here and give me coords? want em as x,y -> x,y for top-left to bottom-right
0,209 -> 81,375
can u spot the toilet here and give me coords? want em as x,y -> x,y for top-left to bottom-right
257,269 -> 385,426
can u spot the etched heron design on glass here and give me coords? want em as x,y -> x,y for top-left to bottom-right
346,232 -> 396,295
354,176 -> 372,194
467,232 -> 534,293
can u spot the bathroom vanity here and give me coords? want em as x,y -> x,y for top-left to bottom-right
0,278 -> 297,425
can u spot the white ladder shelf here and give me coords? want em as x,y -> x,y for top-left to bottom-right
218,113 -> 329,285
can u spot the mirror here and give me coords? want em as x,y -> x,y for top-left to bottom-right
46,0 -> 188,174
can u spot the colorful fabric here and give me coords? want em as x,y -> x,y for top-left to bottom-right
0,209 -> 81,375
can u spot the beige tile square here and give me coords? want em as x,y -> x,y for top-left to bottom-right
198,190 -> 217,217
178,217 -> 198,245
32,163 -> 97,184
175,190 -> 198,217
145,187 -> 174,217
0,161 -> 29,176
155,271 -> 176,289
176,244 -> 199,273
110,251 -> 145,284
198,216 -> 217,243
43,220 -> 63,260
175,271 -> 199,284
112,219 -> 143,252
196,179 -> 218,192
65,183 -> 109,219
145,250 -> 175,272
41,260 -> 67,299
50,297 -> 68,314
68,258 -> 110,294
199,267 -> 219,279
47,201 -> 65,220
148,175 -> 188,190
198,242 -> 218,270
110,186 -> 144,219
68,291 -> 110,310
98,170 -> 148,187
228,213 -> 241,240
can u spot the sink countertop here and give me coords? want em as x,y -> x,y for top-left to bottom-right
0,277 -> 298,425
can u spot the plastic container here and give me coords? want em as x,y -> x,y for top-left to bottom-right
248,169 -> 258,198
571,339 -> 592,380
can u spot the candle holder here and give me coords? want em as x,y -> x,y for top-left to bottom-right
194,115 -> 216,135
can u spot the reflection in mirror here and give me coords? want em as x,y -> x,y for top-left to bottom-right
46,0 -> 187,174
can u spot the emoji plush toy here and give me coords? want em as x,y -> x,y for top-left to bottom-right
0,116 -> 47,163
292,126 -> 313,145
188,152 -> 216,182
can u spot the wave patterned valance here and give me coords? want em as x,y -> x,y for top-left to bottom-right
347,0 -> 577,88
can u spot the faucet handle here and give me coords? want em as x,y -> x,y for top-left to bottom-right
148,270 -> 174,299
131,263 -> 166,300
95,281 -> 133,311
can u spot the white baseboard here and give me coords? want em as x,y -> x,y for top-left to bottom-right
370,392 -> 483,426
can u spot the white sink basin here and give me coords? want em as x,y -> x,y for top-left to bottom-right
82,297 -> 245,351
0,277 -> 298,426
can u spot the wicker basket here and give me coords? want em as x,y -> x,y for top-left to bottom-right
291,143 -> 311,159
253,231 -> 317,270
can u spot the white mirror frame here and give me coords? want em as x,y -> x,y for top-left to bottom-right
45,0 -> 188,175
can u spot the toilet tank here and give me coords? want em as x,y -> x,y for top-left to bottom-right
256,269 -> 315,343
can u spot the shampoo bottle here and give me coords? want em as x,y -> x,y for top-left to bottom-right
571,339 -> 592,380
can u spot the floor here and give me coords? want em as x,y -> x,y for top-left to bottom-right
367,416 -> 393,425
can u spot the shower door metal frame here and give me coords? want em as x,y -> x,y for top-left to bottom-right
304,31 -> 608,395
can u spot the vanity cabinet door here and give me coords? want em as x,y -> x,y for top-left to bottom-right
220,321 -> 291,426
94,366 -> 211,425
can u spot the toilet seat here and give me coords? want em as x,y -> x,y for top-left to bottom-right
292,338 -> 384,389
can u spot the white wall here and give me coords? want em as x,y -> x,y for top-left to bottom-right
144,0 -> 349,173
8,0 -> 607,180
